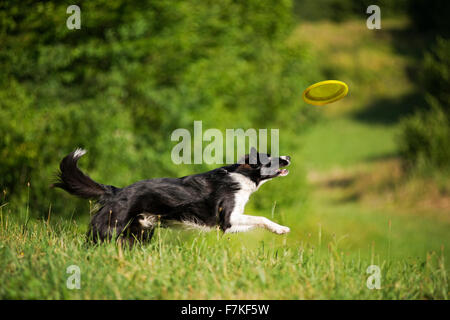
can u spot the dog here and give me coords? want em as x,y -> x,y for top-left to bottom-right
53,147 -> 291,245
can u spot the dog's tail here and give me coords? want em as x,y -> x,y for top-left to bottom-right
52,148 -> 117,200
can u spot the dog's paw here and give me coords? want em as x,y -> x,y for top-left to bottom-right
274,225 -> 290,235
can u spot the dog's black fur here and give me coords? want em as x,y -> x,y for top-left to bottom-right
53,148 -> 290,245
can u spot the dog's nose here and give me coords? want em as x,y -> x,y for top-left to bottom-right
280,156 -> 290,164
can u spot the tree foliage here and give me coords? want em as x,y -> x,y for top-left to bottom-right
0,0 -> 318,215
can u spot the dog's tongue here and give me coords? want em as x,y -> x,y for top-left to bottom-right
279,169 -> 289,176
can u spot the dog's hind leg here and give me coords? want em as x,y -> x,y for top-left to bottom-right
124,213 -> 157,245
87,207 -> 158,245
87,205 -> 134,243
118,228 -> 154,247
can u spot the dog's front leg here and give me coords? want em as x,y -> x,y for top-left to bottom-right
226,214 -> 290,234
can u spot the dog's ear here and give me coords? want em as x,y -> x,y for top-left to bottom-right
237,154 -> 248,164
237,147 -> 258,164
217,168 -> 228,175
249,147 -> 258,165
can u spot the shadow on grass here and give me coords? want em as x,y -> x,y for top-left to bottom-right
332,193 -> 361,204
352,21 -> 435,126
365,152 -> 400,163
383,27 -> 434,59
316,176 -> 361,204
352,92 -> 425,125
323,177 -> 354,188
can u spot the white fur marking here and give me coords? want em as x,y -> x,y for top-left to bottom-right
227,172 -> 290,235
167,219 -> 213,232
138,214 -> 212,232
73,148 -> 87,158
137,213 -> 157,229
225,224 -> 255,233
229,173 -> 256,218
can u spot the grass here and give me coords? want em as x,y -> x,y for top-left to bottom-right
302,117 -> 399,170
0,214 -> 447,299
1,17 -> 449,300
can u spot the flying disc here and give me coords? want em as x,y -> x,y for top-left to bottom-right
302,80 -> 348,106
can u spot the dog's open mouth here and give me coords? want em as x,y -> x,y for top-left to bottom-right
264,156 -> 291,178
277,158 -> 290,176
277,168 -> 289,176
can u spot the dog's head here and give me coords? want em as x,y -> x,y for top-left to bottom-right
236,147 -> 291,186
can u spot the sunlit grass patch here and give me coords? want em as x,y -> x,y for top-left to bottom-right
0,211 -> 448,299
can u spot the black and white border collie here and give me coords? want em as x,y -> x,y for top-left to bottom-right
53,147 -> 291,245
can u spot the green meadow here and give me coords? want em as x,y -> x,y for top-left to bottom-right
0,214 -> 447,299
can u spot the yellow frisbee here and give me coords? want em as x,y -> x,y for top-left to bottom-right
302,80 -> 349,106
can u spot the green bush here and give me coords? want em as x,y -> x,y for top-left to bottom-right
421,37 -> 450,112
399,100 -> 450,172
398,37 -> 450,174
294,0 -> 408,22
0,0 -> 319,216
408,0 -> 450,36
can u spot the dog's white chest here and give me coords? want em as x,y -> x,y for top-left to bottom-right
229,173 -> 256,216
